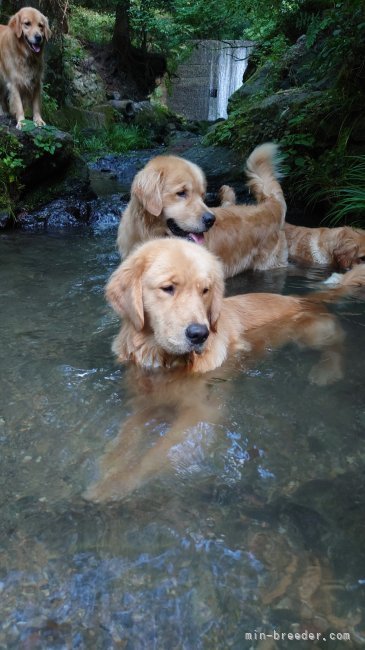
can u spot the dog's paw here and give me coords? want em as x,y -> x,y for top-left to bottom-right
16,118 -> 26,130
33,117 -> 46,127
309,352 -> 343,386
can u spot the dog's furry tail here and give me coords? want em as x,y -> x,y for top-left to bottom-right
245,143 -> 285,207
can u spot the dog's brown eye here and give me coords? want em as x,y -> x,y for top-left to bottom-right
202,287 -> 209,294
24,21 -> 31,26
161,285 -> 175,295
176,191 -> 187,198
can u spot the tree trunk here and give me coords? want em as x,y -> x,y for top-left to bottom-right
112,0 -> 167,97
112,1 -> 132,54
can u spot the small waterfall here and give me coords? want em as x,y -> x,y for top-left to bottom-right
209,41 -> 251,121
167,39 -> 253,122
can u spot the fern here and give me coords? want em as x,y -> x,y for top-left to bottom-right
325,156 -> 365,226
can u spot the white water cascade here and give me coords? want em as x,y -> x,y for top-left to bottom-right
208,41 -> 251,120
167,40 -> 253,122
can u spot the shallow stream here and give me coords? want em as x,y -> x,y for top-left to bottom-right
1,228 -> 365,649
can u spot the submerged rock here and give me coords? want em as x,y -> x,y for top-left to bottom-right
14,195 -> 125,232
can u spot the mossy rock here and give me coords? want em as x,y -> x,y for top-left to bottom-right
0,115 -> 90,219
21,155 -> 91,214
53,105 -> 112,131
133,102 -> 175,143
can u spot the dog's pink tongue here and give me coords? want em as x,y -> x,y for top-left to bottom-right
189,233 -> 205,245
32,44 -> 41,53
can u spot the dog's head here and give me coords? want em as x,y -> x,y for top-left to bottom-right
106,239 -> 224,357
333,228 -> 365,270
9,7 -> 51,54
131,155 -> 216,243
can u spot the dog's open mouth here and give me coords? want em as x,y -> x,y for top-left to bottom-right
25,38 -> 42,54
166,218 -> 205,245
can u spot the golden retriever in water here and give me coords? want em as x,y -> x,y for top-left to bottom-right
85,239 -> 365,502
217,184 -> 365,271
0,7 -> 51,129
106,238 -> 365,375
117,143 -> 288,278
284,223 -> 365,269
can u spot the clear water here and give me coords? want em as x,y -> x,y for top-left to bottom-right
1,230 -> 365,649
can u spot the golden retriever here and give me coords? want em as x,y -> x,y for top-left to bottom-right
0,7 -> 51,129
284,222 -> 365,269
106,238 -> 365,375
217,184 -> 365,271
85,238 -> 365,502
117,143 -> 288,278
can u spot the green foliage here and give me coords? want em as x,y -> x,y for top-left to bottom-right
63,34 -> 88,67
72,123 -> 150,159
170,0 -> 248,42
0,131 -> 24,214
305,0 -> 365,81
41,84 -> 59,124
20,121 -> 63,157
320,157 -> 365,226
0,121 -> 65,214
69,6 -> 114,44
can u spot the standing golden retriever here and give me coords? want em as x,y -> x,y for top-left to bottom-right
117,143 -> 288,278
284,223 -> 365,269
0,7 -> 51,129
106,238 -> 365,374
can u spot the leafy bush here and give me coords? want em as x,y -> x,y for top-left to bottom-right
72,123 -> 150,158
69,6 -> 114,44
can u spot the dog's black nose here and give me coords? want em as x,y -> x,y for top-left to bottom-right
202,212 -> 216,230
185,323 -> 209,345
34,34 -> 42,43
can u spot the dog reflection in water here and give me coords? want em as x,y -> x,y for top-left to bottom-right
84,239 -> 365,502
84,328 -> 344,503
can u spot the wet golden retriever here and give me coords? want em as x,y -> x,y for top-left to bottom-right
284,222 -> 365,269
117,143 -> 288,278
0,7 -> 51,129
85,239 -> 365,502
218,184 -> 365,271
106,238 -> 365,375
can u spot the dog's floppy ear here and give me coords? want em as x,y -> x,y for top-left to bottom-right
208,264 -> 224,332
132,167 -> 163,216
333,238 -> 358,270
105,255 -> 145,331
9,12 -> 23,38
43,16 -> 52,41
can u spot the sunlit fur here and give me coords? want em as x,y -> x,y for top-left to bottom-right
106,238 -> 365,374
284,223 -> 365,270
117,143 -> 288,279
0,7 -> 51,128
